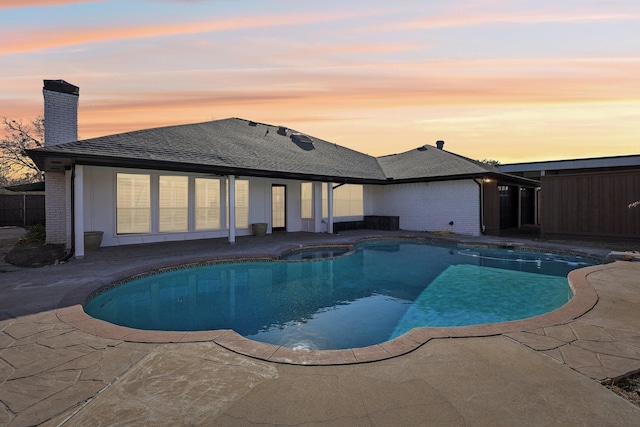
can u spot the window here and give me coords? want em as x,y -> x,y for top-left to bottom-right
159,176 -> 189,232
116,173 -> 248,234
117,173 -> 151,234
322,183 -> 328,218
195,178 -> 221,230
333,184 -> 363,217
226,179 -> 249,229
235,180 -> 249,228
301,182 -> 312,219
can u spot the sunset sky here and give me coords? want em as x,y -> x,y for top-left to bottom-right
1,0 -> 639,163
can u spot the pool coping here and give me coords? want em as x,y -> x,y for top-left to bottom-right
55,241 -> 606,366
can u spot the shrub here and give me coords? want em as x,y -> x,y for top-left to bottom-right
23,224 -> 46,242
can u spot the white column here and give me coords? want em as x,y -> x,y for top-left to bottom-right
65,169 -> 73,250
328,182 -> 334,234
73,165 -> 85,259
313,181 -> 323,232
228,175 -> 236,244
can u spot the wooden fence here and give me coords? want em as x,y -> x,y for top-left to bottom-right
540,170 -> 640,240
0,194 -> 45,227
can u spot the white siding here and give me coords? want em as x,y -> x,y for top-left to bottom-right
80,166 -> 482,246
365,180 -> 481,236
82,167 -> 306,247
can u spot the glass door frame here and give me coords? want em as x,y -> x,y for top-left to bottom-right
271,184 -> 286,231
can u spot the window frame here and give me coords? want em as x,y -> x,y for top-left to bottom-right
333,184 -> 363,217
194,177 -> 222,231
116,173 -> 151,234
158,175 -> 189,233
301,182 -> 313,219
115,172 -> 230,235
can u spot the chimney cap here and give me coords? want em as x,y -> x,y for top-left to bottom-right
43,80 -> 79,95
436,140 -> 445,150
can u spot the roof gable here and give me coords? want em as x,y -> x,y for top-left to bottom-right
377,145 -> 495,180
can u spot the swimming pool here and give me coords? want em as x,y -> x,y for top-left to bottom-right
84,240 -> 596,350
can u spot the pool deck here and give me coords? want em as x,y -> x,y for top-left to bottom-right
1,227 -> 639,426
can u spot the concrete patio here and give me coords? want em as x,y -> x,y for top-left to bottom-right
1,227 -> 639,426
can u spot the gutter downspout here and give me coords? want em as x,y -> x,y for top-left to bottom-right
474,178 -> 486,235
63,165 -> 76,261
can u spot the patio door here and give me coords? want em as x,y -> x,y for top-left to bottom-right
272,185 -> 286,231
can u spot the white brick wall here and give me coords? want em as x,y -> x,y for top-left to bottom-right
45,171 -> 68,245
365,180 -> 481,236
43,89 -> 78,146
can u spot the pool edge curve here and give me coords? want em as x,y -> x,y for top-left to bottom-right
56,260 -> 606,366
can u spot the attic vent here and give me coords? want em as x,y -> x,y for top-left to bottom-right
417,146 -> 428,151
248,121 -> 257,127
277,126 -> 287,136
291,133 -> 314,144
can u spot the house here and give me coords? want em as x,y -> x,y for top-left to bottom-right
27,80 -> 538,258
500,156 -> 640,240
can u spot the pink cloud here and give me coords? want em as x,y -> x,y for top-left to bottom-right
380,11 -> 638,31
0,10 -> 371,55
0,0 -> 98,9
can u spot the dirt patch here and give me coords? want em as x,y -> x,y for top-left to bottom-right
606,372 -> 640,407
4,240 -> 66,268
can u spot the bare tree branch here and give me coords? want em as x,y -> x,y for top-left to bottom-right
0,116 -> 44,185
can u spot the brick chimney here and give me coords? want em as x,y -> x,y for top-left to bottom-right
42,79 -> 79,249
436,140 -> 445,150
43,79 -> 79,146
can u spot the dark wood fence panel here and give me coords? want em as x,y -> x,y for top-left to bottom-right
0,194 -> 45,227
25,195 -> 45,226
540,170 -> 640,239
482,180 -> 500,235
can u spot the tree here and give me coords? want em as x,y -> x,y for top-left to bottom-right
478,158 -> 501,167
0,116 -> 44,185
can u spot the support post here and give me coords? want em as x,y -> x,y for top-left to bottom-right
73,165 -> 84,259
328,182 -> 334,234
228,175 -> 236,244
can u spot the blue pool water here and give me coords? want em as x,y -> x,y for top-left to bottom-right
84,240 -> 597,350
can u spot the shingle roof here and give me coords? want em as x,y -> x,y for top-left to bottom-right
29,117 -> 529,184
377,145 -> 496,180
30,118 -> 385,182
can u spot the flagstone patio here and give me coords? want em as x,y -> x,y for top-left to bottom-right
1,228 -> 639,426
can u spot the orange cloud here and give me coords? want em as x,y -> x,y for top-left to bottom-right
66,67 -> 639,141
59,55 -> 639,128
0,10 -> 372,55
4,51 -> 638,161
0,0 -> 97,9
380,10 -> 639,31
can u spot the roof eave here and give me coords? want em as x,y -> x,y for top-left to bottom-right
27,151 -> 539,187
28,151 -> 386,183
381,172 -> 539,186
